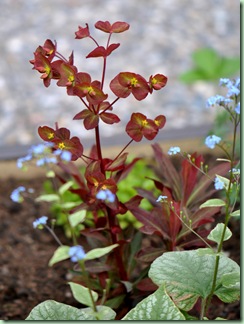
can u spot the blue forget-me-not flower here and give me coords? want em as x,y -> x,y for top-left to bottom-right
10,186 -> 26,202
156,195 -> 168,202
205,135 -> 221,149
69,245 -> 86,262
168,146 -> 181,155
214,177 -> 225,190
33,216 -> 48,228
96,189 -> 116,203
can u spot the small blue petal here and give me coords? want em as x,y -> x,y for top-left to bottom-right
156,195 -> 168,202
33,216 -> 48,228
206,95 -> 232,108
30,144 -> 47,155
69,245 -> 86,262
60,150 -> 72,161
96,189 -> 116,203
168,146 -> 181,155
235,103 -> 240,114
17,154 -> 32,168
10,186 -> 26,202
205,135 -> 221,149
214,177 -> 225,190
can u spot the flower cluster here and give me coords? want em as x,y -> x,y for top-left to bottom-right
10,186 -> 26,203
33,216 -> 48,229
96,189 -> 116,203
168,146 -> 181,155
206,77 -> 240,115
17,142 -> 72,169
205,135 -> 221,149
69,245 -> 86,262
30,21 -> 167,145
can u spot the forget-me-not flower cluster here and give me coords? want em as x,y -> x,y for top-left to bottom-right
206,78 -> 240,115
17,142 -> 72,169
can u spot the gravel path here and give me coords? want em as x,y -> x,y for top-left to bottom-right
0,0 -> 240,148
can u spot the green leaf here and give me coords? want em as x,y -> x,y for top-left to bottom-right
207,223 -> 232,244
81,305 -> 116,320
105,294 -> 126,309
68,282 -> 98,307
149,248 -> 240,311
36,194 -> 60,202
221,272 -> 240,289
84,244 -> 119,261
230,210 -> 240,217
25,300 -> 93,320
122,285 -> 185,320
192,48 -> 220,77
179,69 -> 207,84
59,180 -> 74,196
48,246 -> 70,266
200,198 -> 226,208
25,300 -> 116,320
68,210 -> 86,227
60,201 -> 81,209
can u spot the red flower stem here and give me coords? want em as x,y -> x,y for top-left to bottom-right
106,139 -> 134,169
102,97 -> 120,113
101,57 -> 107,90
106,208 -> 128,281
95,125 -> 105,174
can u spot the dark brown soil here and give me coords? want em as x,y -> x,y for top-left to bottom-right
0,176 -> 240,320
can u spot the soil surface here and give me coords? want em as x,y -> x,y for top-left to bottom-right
0,176 -> 240,320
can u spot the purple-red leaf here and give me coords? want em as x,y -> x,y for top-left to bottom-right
75,23 -> 90,39
100,112 -> 120,124
95,21 -> 129,33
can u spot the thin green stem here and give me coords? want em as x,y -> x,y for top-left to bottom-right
200,298 -> 207,320
44,225 -> 63,246
203,107 -> 239,317
79,261 -> 98,314
167,204 -> 212,249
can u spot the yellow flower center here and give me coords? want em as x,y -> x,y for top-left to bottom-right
48,132 -> 54,140
58,142 -> 66,150
130,77 -> 138,87
142,119 -> 148,126
87,86 -> 95,95
68,75 -> 75,83
151,77 -> 157,85
154,119 -> 160,126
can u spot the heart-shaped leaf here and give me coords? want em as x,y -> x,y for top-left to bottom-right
122,285 -> 185,320
25,300 -> 116,320
149,248 -> 240,311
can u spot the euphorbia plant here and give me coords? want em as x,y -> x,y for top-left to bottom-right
25,20 -> 168,317
12,20 -> 239,320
